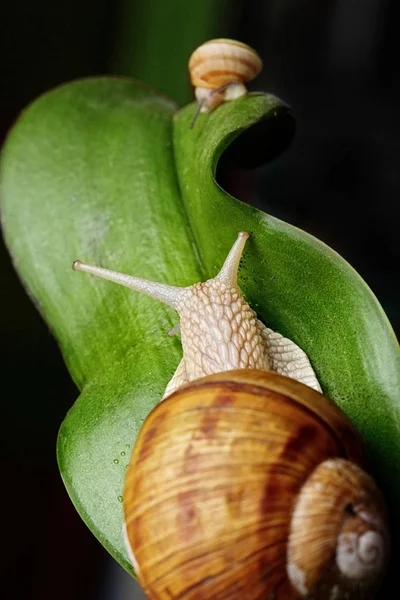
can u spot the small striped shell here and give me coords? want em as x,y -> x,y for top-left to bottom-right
123,370 -> 389,600
189,38 -> 263,89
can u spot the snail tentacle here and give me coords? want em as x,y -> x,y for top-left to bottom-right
189,95 -> 207,128
216,230 -> 249,286
167,323 -> 181,337
72,260 -> 185,308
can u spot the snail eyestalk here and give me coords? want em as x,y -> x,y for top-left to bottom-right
72,260 -> 185,308
216,231 -> 249,286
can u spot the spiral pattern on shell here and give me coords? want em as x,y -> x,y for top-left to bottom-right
337,527 -> 386,581
288,459 -> 389,599
123,371 -> 389,600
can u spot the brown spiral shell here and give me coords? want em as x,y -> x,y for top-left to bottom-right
189,38 -> 263,89
123,370 -> 388,599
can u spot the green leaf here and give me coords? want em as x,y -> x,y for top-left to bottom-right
1,77 -> 399,578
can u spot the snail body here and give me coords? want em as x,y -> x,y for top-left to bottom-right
73,232 -> 322,398
73,233 -> 389,599
188,39 -> 263,127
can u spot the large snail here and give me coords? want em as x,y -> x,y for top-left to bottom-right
73,232 -> 389,599
188,39 -> 263,128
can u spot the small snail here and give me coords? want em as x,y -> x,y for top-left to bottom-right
188,39 -> 263,128
73,233 -> 389,599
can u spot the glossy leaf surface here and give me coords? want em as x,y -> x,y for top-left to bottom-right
1,78 -> 399,575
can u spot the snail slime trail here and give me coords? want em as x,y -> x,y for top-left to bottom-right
73,232 -> 390,600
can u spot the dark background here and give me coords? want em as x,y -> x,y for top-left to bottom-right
1,0 -> 399,598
